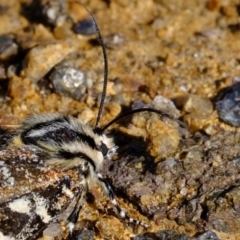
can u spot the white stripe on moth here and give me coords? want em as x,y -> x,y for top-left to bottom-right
8,197 -> 31,214
33,194 -> 52,223
120,210 -> 126,218
0,232 -> 15,240
129,218 -> 134,223
62,185 -> 74,199
26,126 -> 56,138
111,199 -> 117,206
106,145 -> 118,159
0,163 -> 15,187
97,173 -> 103,178
46,145 -> 103,172
68,222 -> 75,234
97,173 -> 114,199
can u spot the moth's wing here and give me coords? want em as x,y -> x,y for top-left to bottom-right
0,147 -> 84,240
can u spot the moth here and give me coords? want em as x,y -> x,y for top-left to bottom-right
0,4 -> 186,240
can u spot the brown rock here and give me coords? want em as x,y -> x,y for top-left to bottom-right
22,42 -> 74,83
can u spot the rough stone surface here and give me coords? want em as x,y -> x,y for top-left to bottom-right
22,43 -> 75,83
102,129 -> 240,236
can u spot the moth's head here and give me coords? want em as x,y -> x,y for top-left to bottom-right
93,127 -> 118,160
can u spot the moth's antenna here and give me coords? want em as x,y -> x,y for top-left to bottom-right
101,107 -> 188,133
78,3 -> 108,128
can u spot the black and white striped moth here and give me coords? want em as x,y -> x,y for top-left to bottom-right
0,4 -> 186,240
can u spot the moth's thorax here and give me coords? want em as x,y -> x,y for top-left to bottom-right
10,114 -> 116,171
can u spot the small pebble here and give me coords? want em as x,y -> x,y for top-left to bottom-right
146,118 -> 180,159
77,228 -> 94,240
215,82 -> 240,126
42,0 -> 68,27
0,35 -> 18,61
183,95 -> 214,132
43,222 -> 62,238
193,231 -> 220,240
147,95 -> 180,118
135,230 -> 190,240
50,64 -> 92,100
73,18 -> 96,36
21,0 -> 70,29
104,33 -> 125,49
184,95 -> 213,117
0,65 -> 7,79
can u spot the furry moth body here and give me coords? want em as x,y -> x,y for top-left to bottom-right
0,113 -> 114,237
11,114 -> 117,171
0,113 -> 145,239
